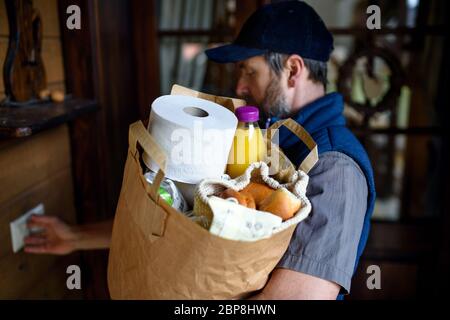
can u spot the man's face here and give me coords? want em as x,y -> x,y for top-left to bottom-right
235,56 -> 291,119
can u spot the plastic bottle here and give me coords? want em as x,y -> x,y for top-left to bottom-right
226,106 -> 266,178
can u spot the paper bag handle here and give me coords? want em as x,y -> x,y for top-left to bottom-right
171,84 -> 246,112
129,121 -> 167,201
265,118 -> 318,174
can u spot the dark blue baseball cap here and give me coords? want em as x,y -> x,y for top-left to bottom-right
205,1 -> 334,63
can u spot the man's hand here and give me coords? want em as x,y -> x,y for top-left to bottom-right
250,268 -> 341,300
24,215 -> 79,255
24,215 -> 113,255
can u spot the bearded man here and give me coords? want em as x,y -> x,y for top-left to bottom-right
205,1 -> 376,300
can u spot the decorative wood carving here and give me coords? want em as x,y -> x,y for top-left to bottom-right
337,46 -> 404,124
2,0 -> 47,104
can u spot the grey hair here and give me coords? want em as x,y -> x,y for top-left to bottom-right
263,52 -> 328,88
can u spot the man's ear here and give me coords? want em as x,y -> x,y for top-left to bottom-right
286,55 -> 305,87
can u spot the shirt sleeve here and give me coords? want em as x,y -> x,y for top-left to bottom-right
276,151 -> 368,294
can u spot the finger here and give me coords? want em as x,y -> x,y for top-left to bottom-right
30,214 -> 58,223
24,235 -> 47,245
24,245 -> 50,254
26,220 -> 46,230
27,215 -> 57,229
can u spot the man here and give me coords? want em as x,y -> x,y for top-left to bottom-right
205,0 -> 376,300
25,1 -> 375,300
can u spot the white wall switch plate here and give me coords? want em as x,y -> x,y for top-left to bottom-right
10,203 -> 45,253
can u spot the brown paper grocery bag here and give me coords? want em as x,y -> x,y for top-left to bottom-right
107,118 -> 318,299
108,85 -> 318,299
171,84 -> 246,112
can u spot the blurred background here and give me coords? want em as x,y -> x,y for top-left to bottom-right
0,0 -> 449,299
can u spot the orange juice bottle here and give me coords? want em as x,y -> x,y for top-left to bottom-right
226,106 -> 266,178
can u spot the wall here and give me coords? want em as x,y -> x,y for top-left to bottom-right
57,0 -> 144,298
0,126 -> 83,299
0,0 -> 82,299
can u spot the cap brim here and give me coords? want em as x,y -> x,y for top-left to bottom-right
205,44 -> 267,63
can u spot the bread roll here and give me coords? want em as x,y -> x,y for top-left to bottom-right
241,182 -> 274,204
217,183 -> 301,221
258,188 -> 301,221
218,188 -> 256,209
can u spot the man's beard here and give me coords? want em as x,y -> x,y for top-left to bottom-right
245,76 -> 291,119
260,76 -> 291,119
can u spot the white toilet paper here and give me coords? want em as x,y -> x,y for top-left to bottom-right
143,95 -> 238,184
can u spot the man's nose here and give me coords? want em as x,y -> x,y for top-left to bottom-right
235,79 -> 249,98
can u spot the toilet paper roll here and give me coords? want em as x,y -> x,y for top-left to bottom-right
143,95 -> 238,184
